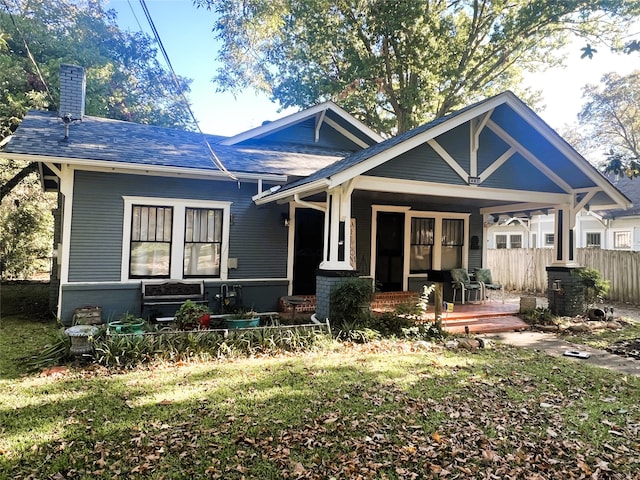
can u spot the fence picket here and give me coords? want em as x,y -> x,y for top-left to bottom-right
487,248 -> 640,304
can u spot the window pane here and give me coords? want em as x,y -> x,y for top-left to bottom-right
184,207 -> 223,277
441,246 -> 462,270
614,231 -> 631,249
510,234 -> 522,249
129,205 -> 173,278
410,218 -> 434,273
545,234 -> 554,246
496,235 -> 507,249
586,232 -> 601,248
130,242 -> 170,276
442,219 -> 463,246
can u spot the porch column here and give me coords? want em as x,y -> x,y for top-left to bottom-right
320,184 -> 354,271
547,203 -> 582,315
316,183 -> 355,321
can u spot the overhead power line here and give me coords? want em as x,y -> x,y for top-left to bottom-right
136,0 -> 239,183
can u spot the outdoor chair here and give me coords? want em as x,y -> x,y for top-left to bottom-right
450,268 -> 482,304
474,268 -> 504,303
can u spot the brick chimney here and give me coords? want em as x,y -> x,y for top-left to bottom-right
59,64 -> 86,121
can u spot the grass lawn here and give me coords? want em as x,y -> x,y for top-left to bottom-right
2,312 -> 640,479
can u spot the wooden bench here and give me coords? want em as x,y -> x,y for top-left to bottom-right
141,280 -> 207,319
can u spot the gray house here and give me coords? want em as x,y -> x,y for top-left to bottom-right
2,65 -> 631,323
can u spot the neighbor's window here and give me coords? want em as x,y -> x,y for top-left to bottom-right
130,205 -> 173,277
496,234 -> 507,249
531,233 -> 537,248
184,208 -> 223,277
441,219 -> 464,269
586,232 -> 601,249
614,231 -> 631,249
410,217 -> 434,273
544,233 -> 554,247
510,234 -> 522,249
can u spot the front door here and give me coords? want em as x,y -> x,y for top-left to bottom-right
292,209 -> 324,295
375,212 -> 404,291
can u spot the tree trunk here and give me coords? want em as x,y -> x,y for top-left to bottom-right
0,163 -> 38,201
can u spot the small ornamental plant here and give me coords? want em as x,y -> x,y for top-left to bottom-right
175,300 -> 210,331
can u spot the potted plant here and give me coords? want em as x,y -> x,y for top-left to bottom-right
108,313 -> 146,335
175,300 -> 210,331
225,309 -> 260,329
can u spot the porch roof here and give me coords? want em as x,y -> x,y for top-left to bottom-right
255,91 -> 631,213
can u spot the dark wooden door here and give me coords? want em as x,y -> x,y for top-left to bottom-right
375,212 -> 404,291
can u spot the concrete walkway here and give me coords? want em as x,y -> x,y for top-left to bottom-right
485,330 -> 640,377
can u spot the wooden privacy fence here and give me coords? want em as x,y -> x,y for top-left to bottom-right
487,248 -> 640,304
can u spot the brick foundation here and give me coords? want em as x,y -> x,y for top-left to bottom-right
546,266 -> 585,316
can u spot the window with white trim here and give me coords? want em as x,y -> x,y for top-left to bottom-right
184,208 -> 223,277
585,232 -> 601,249
510,234 -> 522,249
544,233 -> 554,247
613,231 -> 631,249
122,197 -> 230,281
496,234 -> 507,249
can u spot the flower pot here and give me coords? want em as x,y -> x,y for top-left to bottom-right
108,320 -> 145,334
225,317 -> 260,329
199,313 -> 211,329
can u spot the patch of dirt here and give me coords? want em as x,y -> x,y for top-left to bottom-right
607,339 -> 640,359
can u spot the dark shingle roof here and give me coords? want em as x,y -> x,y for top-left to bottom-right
601,175 -> 640,218
3,110 -> 345,177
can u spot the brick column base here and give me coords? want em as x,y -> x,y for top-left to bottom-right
546,266 -> 585,316
315,270 -> 359,321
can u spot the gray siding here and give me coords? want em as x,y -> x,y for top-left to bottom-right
252,117 -> 363,151
69,171 -> 288,282
60,280 -> 288,325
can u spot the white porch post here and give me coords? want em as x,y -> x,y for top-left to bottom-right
316,183 -> 356,321
320,184 -> 354,271
552,203 -> 577,266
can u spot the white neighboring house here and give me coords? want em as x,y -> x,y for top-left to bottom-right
486,176 -> 639,251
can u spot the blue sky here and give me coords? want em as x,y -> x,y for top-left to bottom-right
108,0 -> 638,136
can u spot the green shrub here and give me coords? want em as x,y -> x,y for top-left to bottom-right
329,277 -> 375,331
573,267 -> 610,305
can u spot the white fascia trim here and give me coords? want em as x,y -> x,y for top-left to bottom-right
253,179 -> 330,205
220,101 -> 383,146
5,152 -> 287,183
355,176 -> 571,204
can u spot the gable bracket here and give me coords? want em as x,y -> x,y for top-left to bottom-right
487,120 -> 573,193
479,146 -> 516,183
315,110 -> 327,143
427,139 -> 469,183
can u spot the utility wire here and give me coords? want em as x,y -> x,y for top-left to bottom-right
137,0 -> 239,183
1,0 -> 56,109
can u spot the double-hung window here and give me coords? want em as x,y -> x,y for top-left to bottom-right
122,197 -> 230,280
441,219 -> 464,269
184,208 -> 223,277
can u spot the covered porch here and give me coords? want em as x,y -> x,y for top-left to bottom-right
256,92 -> 631,322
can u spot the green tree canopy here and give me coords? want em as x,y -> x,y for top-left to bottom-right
198,0 -> 639,135
0,0 -> 195,143
579,71 -> 640,177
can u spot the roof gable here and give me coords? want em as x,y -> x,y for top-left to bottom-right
219,101 -> 383,149
259,92 -> 630,211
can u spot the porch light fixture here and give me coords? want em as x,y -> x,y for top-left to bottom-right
281,212 -> 290,227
